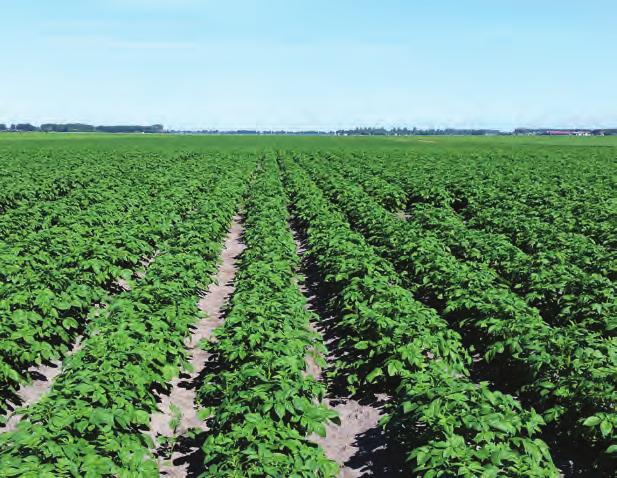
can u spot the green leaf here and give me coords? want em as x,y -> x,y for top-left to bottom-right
274,403 -> 286,419
600,420 -> 613,437
582,416 -> 602,427
62,318 -> 78,329
366,367 -> 383,383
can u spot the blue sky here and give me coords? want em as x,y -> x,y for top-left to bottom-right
1,0 -> 616,130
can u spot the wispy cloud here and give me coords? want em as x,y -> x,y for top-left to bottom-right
107,41 -> 196,49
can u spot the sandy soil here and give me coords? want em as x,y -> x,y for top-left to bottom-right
151,216 -> 244,477
0,336 -> 83,432
115,278 -> 131,291
313,397 -> 387,478
294,232 -> 394,478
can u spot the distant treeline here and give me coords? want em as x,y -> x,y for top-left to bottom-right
172,127 -> 503,136
514,128 -> 617,136
177,129 -> 332,136
0,123 -> 164,133
334,127 -> 502,136
2,123 -> 616,136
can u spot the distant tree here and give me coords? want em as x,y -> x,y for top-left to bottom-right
41,123 -> 96,132
95,124 -> 164,133
0,124 -> 6,131
332,126 -> 502,136
14,123 -> 38,132
41,123 -> 64,132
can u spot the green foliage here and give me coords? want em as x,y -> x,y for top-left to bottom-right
333,152 -> 617,335
298,152 -> 616,472
0,150 -> 234,412
0,135 -> 615,476
280,157 -> 559,477
0,151 -> 254,475
197,157 -> 338,477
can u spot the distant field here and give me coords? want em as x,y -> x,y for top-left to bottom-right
0,133 -> 615,477
1,131 -> 617,151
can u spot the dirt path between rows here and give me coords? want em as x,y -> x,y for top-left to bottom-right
0,337 -> 83,433
293,229 -> 400,478
150,216 -> 244,477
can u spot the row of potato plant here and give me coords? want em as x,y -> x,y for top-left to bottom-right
331,153 -> 616,335
368,149 -> 616,281
429,149 -> 617,253
0,153 -> 227,419
0,157 -> 252,477
0,150 -> 185,237
383,147 -> 615,252
0,149 -> 107,214
300,154 -> 616,472
196,157 -> 339,477
280,155 -> 558,478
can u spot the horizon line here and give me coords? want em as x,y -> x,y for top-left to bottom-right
2,122 -> 617,134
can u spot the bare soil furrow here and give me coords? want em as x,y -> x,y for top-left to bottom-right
0,336 -> 83,433
152,216 -> 244,478
293,229 -> 397,478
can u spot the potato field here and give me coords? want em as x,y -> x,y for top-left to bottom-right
0,135 -> 615,477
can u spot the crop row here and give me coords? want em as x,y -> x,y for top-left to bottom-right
329,153 -> 616,335
0,154 -> 230,419
299,154 -> 616,472
0,149 -> 106,214
280,155 -> 558,477
0,150 -> 186,236
196,157 -> 339,477
364,150 -> 616,281
434,149 -> 617,252
0,158 -> 252,476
